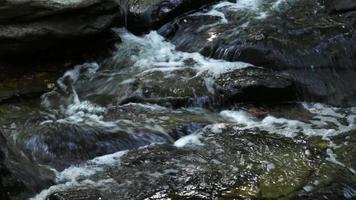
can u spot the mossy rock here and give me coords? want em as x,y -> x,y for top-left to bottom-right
333,131 -> 356,169
0,72 -> 56,102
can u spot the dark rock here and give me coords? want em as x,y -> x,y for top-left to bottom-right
48,189 -> 104,200
10,103 -> 222,170
286,68 -> 356,106
0,72 -> 58,102
160,0 -> 356,70
80,64 -> 300,108
46,123 -> 356,199
0,130 -> 54,199
46,127 -> 327,200
0,0 -> 122,57
159,0 -> 356,106
0,0 -> 123,103
125,0 -> 218,33
214,67 -> 297,105
326,0 -> 356,13
77,67 -> 211,108
19,122 -> 172,170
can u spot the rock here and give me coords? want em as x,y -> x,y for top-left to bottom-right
0,0 -> 122,57
45,127 -> 323,199
91,66 -> 298,107
160,0 -> 356,69
17,120 -> 178,170
125,0 -> 218,33
326,0 -> 356,13
159,0 -> 356,106
286,68 -> 356,106
111,69 -> 211,108
46,124 -> 356,199
214,67 -> 297,105
30,101 -> 356,199
0,130 -> 54,199
9,103 -> 223,169
48,189 -> 104,200
332,131 -> 356,170
0,72 -> 57,102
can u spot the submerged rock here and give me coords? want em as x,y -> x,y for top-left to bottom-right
0,130 -> 54,199
7,103 -> 222,170
87,66 -> 298,108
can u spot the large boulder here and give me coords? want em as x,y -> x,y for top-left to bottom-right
44,125 -> 356,199
0,0 -> 122,57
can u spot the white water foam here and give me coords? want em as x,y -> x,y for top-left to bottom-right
113,28 -> 250,78
220,103 -> 356,139
217,103 -> 356,172
191,0 -> 293,26
174,134 -> 204,147
56,63 -> 99,93
41,63 -> 119,129
31,150 -> 128,200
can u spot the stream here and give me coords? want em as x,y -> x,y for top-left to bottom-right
0,0 -> 356,199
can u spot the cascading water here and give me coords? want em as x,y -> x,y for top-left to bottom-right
27,27 -> 356,199
0,0 -> 355,199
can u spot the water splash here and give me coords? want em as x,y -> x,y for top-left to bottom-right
40,63 -> 118,128
190,0 -> 294,25
112,28 -> 250,77
220,103 -> 356,138
31,150 -> 128,200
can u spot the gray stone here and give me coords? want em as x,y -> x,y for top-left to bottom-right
0,0 -> 122,56
326,0 -> 356,13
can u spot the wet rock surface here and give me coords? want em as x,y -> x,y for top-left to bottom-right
0,0 -> 122,57
125,0 -> 218,33
1,100 -> 223,170
160,0 -> 356,69
326,0 -> 356,13
159,0 -> 356,106
0,0 -> 356,200
48,189 -> 104,200
0,129 -> 54,200
42,124 -> 356,200
0,72 -> 57,102
214,67 -> 297,105
107,67 -> 297,107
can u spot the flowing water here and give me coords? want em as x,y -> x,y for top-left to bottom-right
30,30 -> 356,199
0,0 -> 356,199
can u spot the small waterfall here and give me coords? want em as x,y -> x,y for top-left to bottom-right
1,1 -> 356,199
118,0 -> 129,27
